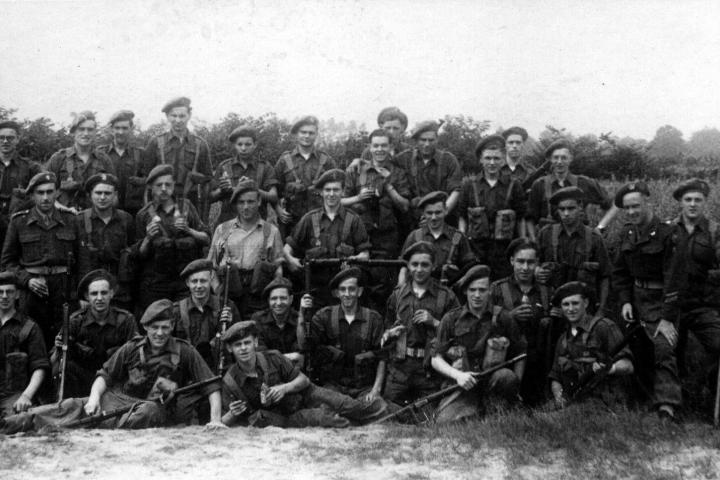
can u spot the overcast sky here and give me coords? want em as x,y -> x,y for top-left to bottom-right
2,0 -> 719,140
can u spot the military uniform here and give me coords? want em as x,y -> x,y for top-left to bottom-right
45,147 -> 116,209
95,144 -> 145,217
211,155 -> 279,225
0,152 -> 42,217
526,173 -> 612,227
401,224 -> 475,282
500,161 -> 536,185
252,308 -> 302,354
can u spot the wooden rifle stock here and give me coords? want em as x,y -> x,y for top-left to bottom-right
57,252 -> 74,402
216,262 -> 232,374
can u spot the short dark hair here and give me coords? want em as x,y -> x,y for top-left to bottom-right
368,128 -> 391,143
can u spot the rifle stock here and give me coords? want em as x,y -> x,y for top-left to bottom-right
57,252 -> 74,402
216,262 -> 232,374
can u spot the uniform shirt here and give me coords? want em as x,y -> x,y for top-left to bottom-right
252,308 -> 301,353
401,224 -> 475,277
490,276 -> 552,350
66,306 -> 138,371
75,207 -> 136,279
1,207 -> 78,287
457,174 -> 527,238
173,295 -> 241,348
360,141 -> 412,162
208,218 -> 283,270
500,161 -> 536,185
275,146 -> 335,199
0,153 -> 43,215
95,143 -> 145,213
211,156 -> 279,224
286,206 -> 371,259
310,305 -> 383,370
526,173 -> 612,224
395,148 -> 463,199
0,314 -> 49,395
45,147 -> 116,209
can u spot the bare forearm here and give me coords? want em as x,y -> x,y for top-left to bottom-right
371,360 -> 386,393
23,369 -> 46,401
208,391 -> 223,423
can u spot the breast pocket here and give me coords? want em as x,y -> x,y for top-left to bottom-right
19,232 -> 44,262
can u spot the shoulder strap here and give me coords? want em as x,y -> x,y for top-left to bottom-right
222,366 -> 249,402
539,285 -> 550,314
284,155 -> 302,183
341,213 -> 353,243
179,298 -> 191,338
582,316 -> 602,345
311,211 -> 322,247
451,231 -> 462,248
471,175 -> 482,207
544,176 -> 553,220
255,352 -> 271,385
410,150 -> 420,196
157,135 -> 166,165
583,226 -> 593,263
491,305 -> 502,327
17,318 -> 35,345
710,220 -> 719,268
83,209 -> 94,245
330,306 -> 341,348
436,288 -> 448,316
312,154 -> 329,183
414,229 -> 423,243
569,175 -> 578,187
500,282 -> 514,311
260,221 -> 272,261
132,147 -> 141,168
505,179 -> 517,206
435,151 -> 443,188
551,223 -> 561,262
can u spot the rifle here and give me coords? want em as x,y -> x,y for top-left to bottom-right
63,375 -> 222,429
57,252 -> 74,402
216,261 -> 232,374
520,159 -> 551,192
305,258 -> 407,269
371,353 -> 527,424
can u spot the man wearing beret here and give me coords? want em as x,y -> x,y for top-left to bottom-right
51,269 -> 138,398
173,259 -> 239,373
141,97 -> 213,219
458,134 -> 527,280
500,126 -> 536,184
210,125 -> 279,226
95,110 -> 146,217
0,120 -> 43,220
549,282 -> 634,409
284,169 -> 371,307
275,115 -> 335,237
353,107 -> 412,165
134,165 -> 210,310
75,173 -> 136,311
525,139 -> 617,239
535,186 -> 612,318
431,265 -> 527,422
208,180 -> 284,316
45,111 -> 116,211
381,241 -> 459,407
1,171 -> 79,347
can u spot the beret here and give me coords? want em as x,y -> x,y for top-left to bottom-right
84,172 -> 119,193
672,178 -> 710,201
455,264 -> 491,292
544,139 -> 573,159
377,107 -> 408,128
549,186 -> 585,206
290,116 -> 319,135
474,134 -> 506,159
502,126 -> 528,142
146,164 -> 174,185
551,281 -> 592,307
0,271 -> 20,287
108,110 -> 135,125
77,269 -> 116,299
614,181 -> 650,208
179,259 -> 215,280
140,299 -> 175,326
228,125 -> 258,143
314,168 -> 345,189
329,267 -> 364,290
70,111 -> 96,134
25,172 -> 57,195
230,179 -> 259,204
504,238 -> 538,259
411,120 -> 441,140
222,320 -> 259,343
0,120 -> 22,134
161,97 -> 191,114
401,240 -> 436,262
262,276 -> 293,300
417,190 -> 448,210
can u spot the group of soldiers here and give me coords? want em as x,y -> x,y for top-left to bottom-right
0,98 -> 718,432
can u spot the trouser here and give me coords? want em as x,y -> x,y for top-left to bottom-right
470,238 -> 512,281
0,392 -> 27,417
52,359 -> 99,400
139,276 -> 187,313
383,358 -> 440,403
23,273 -> 75,349
303,383 -> 387,424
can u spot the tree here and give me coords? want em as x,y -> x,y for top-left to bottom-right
648,125 -> 686,163
687,127 -> 720,162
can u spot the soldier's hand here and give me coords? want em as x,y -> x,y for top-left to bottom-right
146,220 -> 162,238
13,393 -> 32,413
265,385 -> 286,405
592,362 -> 605,373
28,278 -> 49,297
228,399 -> 248,417
375,167 -> 391,179
300,294 -> 313,310
553,395 -> 566,410
410,197 -> 421,209
510,304 -> 534,322
412,309 -> 435,326
128,176 -> 146,186
276,203 -> 292,224
534,266 -> 551,284
363,388 -> 381,403
347,158 -> 362,174
220,307 -> 233,324
359,187 -> 375,201
54,333 -> 64,348
60,179 -> 80,191
550,306 -> 563,318
204,421 -> 229,431
621,303 -> 635,322
84,399 -> 100,417
455,371 -> 477,391
655,319 -> 678,347
380,325 -> 405,347
287,256 -> 303,273
173,216 -> 190,232
218,176 -> 233,191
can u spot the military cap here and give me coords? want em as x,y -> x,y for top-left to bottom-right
262,277 -> 293,300
614,181 -> 650,208
329,267 -> 364,290
0,120 -> 22,134
401,240 -> 437,262
84,172 -> 119,193
107,110 -> 135,126
230,179 -> 259,204
455,264 -> 491,292
228,125 -> 258,143
505,238 -> 538,259
417,190 -> 448,210
377,107 -> 408,129
69,111 -> 97,134
290,116 -> 319,135
0,271 -> 20,287
314,168 -> 345,189
146,164 -> 174,185
77,269 -> 116,299
672,178 -> 710,201
25,172 -> 57,195
549,186 -> 585,206
551,281 -> 592,307
222,320 -> 259,343
140,299 -> 175,326
474,134 -> 506,159
179,259 -> 215,280
502,126 -> 528,142
544,139 -> 573,159
161,97 -> 191,114
410,120 -> 441,140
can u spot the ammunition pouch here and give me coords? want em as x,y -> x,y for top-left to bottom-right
354,351 -> 377,387
446,345 -> 469,371
392,330 -> 408,361
285,181 -> 307,196
148,376 -> 178,401
305,247 -> 327,260
467,206 -> 491,240
335,243 -> 355,258
482,336 -> 509,370
5,352 -> 28,392
225,265 -> 252,299
493,209 -> 516,240
124,367 -> 151,398
251,260 -> 276,295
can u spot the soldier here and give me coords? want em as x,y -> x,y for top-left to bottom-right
95,110 -> 146,217
535,187 -> 612,317
355,107 -> 412,163
0,272 -> 49,416
209,125 -> 279,226
45,111 -> 115,211
0,120 -> 43,221
549,282 -> 634,409
500,126 -> 536,184
208,180 -> 284,316
431,265 -> 527,423
51,270 -> 138,398
458,134 -> 526,280
381,241 -> 460,406
275,116 -> 335,237
134,165 -> 210,310
141,97 -> 212,217
173,259 -> 239,373
75,173 -> 136,311
1,172 -> 78,346
398,191 -> 474,286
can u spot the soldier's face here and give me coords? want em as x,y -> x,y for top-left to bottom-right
111,120 -> 132,145
0,284 -> 19,311
560,294 -> 588,323
234,191 -> 260,221
146,319 -> 173,349
167,107 -> 191,133
370,134 -> 391,164
334,277 -> 362,309
233,136 -> 256,158
480,148 -> 504,177
268,287 -> 293,317
229,335 -> 258,362
511,248 -> 538,283
296,125 -> 318,148
322,181 -> 343,208
416,131 -> 437,157
407,253 -> 434,285
186,271 -> 212,301
423,202 -> 447,230
680,192 -> 706,220
151,175 -> 175,202
465,277 -> 490,311
505,134 -> 524,160
91,183 -> 117,211
33,183 -> 57,212
381,119 -> 404,141
550,148 -> 572,175
0,128 -> 19,155
74,120 -> 97,147
622,192 -> 650,226
557,199 -> 582,227
87,279 -> 113,314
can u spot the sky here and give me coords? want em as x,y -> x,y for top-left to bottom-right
2,0 -> 719,140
